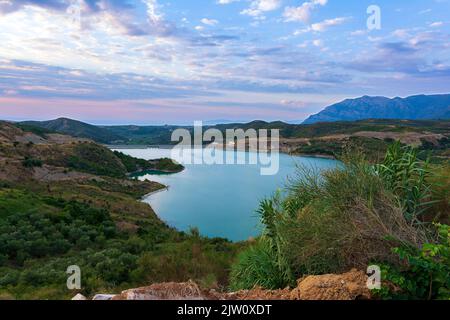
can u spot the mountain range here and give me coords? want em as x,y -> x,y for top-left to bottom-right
303,94 -> 450,124
16,94 -> 450,145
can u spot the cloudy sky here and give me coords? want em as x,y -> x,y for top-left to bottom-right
0,0 -> 449,124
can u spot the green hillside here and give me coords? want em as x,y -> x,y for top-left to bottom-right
21,118 -> 450,142
20,118 -> 125,144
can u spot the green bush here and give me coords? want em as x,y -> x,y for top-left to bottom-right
375,142 -> 434,222
289,154 -> 422,273
375,224 -> 449,300
131,238 -> 237,289
22,157 -> 43,168
230,237 -> 290,290
0,181 -> 11,188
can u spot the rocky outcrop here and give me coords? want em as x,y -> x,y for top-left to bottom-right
290,269 -> 371,300
86,269 -> 371,301
112,281 -> 210,300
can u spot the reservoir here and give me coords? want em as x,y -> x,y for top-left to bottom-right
114,148 -> 338,242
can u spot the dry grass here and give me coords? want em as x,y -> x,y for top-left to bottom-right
278,163 -> 429,276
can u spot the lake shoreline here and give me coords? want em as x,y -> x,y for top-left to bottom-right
109,144 -> 338,160
121,148 -> 339,242
141,186 -> 170,201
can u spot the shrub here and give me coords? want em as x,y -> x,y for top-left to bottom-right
375,142 -> 434,223
428,163 -> 450,224
375,224 -> 449,300
276,162 -> 424,276
22,157 -> 43,168
230,237 -> 290,290
0,181 -> 11,188
0,254 -> 7,266
131,238 -> 238,289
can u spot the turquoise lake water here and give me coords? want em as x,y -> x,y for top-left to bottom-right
114,148 -> 338,242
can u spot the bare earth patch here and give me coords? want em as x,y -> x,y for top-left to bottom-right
352,131 -> 445,146
96,269 -> 370,301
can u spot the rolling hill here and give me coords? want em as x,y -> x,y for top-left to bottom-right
303,94 -> 450,124
13,114 -> 450,162
103,124 -> 183,145
20,118 -> 125,144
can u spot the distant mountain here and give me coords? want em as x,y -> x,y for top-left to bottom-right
16,110 -> 450,146
203,119 -> 246,125
103,124 -> 186,145
20,118 -> 125,144
303,94 -> 450,124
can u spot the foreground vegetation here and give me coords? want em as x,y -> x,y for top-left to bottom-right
230,143 -> 450,299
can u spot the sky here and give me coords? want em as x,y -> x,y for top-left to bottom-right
0,0 -> 449,125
